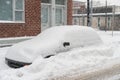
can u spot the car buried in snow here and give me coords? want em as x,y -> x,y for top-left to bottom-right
5,25 -> 103,68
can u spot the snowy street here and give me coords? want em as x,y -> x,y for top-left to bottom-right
0,30 -> 120,80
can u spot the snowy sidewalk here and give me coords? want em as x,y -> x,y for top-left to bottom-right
49,58 -> 120,80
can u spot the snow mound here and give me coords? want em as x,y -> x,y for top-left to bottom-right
1,28 -> 120,80
0,45 -> 114,80
6,25 -> 103,63
0,47 -> 10,70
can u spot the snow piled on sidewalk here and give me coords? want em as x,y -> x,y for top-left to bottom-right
0,30 -> 120,80
0,46 -> 114,80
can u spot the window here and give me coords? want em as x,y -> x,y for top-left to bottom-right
55,0 -> 65,5
55,8 -> 62,24
82,17 -> 85,26
15,0 -> 23,10
0,0 -> 13,21
73,18 -> 77,25
0,0 -> 24,22
41,0 -> 51,31
55,0 -> 66,26
41,0 -> 51,3
98,17 -> 100,27
107,17 -> 111,28
15,0 -> 24,21
41,6 -> 49,23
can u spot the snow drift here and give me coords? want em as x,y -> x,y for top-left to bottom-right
0,45 -> 114,80
5,25 -> 102,63
0,27 -> 119,80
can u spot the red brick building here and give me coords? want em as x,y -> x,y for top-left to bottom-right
0,0 -> 72,38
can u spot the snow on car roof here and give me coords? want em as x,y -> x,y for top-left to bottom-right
37,25 -> 102,44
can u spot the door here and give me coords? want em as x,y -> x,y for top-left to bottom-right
41,0 -> 67,31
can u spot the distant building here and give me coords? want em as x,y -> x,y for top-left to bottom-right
72,1 -> 86,14
93,6 -> 120,13
72,1 -> 86,25
73,4 -> 120,30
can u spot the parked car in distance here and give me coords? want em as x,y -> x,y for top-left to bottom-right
5,25 -> 103,68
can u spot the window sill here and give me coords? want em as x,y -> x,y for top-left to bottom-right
0,21 -> 25,24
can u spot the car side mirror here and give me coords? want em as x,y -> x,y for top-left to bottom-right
63,42 -> 70,47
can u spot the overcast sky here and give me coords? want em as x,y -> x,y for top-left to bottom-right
74,0 -> 120,6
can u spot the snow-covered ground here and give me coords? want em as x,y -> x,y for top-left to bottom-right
0,30 -> 120,80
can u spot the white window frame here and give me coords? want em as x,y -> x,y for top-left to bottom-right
0,0 -> 25,23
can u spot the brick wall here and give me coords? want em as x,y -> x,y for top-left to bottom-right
0,0 -> 41,38
67,0 -> 73,25
0,0 -> 72,38
25,0 -> 41,36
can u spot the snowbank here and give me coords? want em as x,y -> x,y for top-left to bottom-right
0,45 -> 114,80
0,47 -> 10,70
0,30 -> 120,80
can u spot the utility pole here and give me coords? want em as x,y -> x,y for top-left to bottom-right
87,0 -> 90,26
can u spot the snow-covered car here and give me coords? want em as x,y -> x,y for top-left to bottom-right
5,25 -> 103,68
